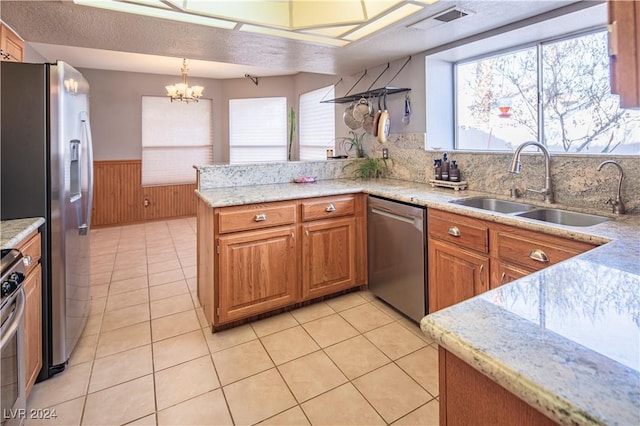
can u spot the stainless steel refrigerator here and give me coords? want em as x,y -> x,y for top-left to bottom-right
1,61 -> 93,380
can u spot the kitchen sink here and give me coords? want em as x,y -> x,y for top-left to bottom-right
450,198 -> 537,214
514,209 -> 611,227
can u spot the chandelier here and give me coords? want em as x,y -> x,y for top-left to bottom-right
165,59 -> 204,103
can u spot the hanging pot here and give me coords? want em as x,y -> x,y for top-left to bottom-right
377,93 -> 390,143
372,95 -> 382,137
352,97 -> 370,122
343,102 -> 361,130
362,96 -> 375,134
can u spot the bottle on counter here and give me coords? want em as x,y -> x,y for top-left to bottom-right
450,160 -> 461,182
441,152 -> 450,181
433,159 -> 442,180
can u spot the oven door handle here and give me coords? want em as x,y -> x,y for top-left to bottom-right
0,287 -> 25,350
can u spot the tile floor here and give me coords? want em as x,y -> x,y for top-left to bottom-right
26,217 -> 439,425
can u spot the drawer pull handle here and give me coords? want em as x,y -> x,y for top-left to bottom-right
500,272 -> 506,284
529,249 -> 549,263
22,255 -> 33,267
479,264 -> 485,288
448,226 -> 461,237
325,204 -> 336,212
254,213 -> 267,222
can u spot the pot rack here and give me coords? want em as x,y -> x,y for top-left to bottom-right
321,56 -> 411,104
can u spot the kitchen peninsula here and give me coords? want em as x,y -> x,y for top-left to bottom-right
195,161 -> 639,426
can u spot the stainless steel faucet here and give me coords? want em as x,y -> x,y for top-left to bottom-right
509,141 -> 554,204
596,160 -> 626,215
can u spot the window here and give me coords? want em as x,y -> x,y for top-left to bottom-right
456,30 -> 640,154
299,86 -> 336,160
141,96 -> 212,186
229,97 -> 287,163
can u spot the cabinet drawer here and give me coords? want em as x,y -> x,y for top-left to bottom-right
428,210 -> 489,254
302,195 -> 355,222
496,229 -> 595,272
18,232 -> 41,275
217,202 -> 297,234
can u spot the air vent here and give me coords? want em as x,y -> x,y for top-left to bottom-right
434,8 -> 468,22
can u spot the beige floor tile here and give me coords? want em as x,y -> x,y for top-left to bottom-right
396,345 -> 439,397
89,297 -> 106,316
204,324 -> 257,352
147,259 -> 182,275
106,288 -> 149,312
302,314 -> 359,348
90,262 -> 114,275
101,302 -> 150,332
224,368 -> 297,425
278,351 -> 348,403
152,309 -> 200,342
89,273 -> 111,286
212,339 -> 274,385
370,297 -> 405,320
148,280 -> 189,301
353,363 -> 431,423
325,292 -> 367,312
196,307 -> 208,329
89,345 -> 153,393
82,314 -> 102,337
290,302 -> 335,324
109,276 -> 149,296
364,322 -> 427,360
157,389 -> 232,426
126,414 -> 157,425
251,312 -> 299,337
182,265 -> 196,279
112,264 -> 148,282
90,254 -> 116,267
25,396 -> 85,426
150,293 -> 194,319
324,335 -> 390,380
359,290 -> 376,301
261,326 -> 320,365
153,329 -> 209,371
155,355 -> 220,410
68,334 -> 98,367
148,268 -> 185,286
340,302 -> 395,333
27,362 -> 91,410
178,255 -> 196,267
397,316 -> 435,344
301,382 -> 385,425
83,375 -> 155,426
186,277 -> 197,292
258,406 -> 310,425
96,322 -> 151,358
89,283 -> 108,298
393,398 -> 439,425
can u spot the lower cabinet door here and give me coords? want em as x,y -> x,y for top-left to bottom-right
491,261 -> 531,289
302,217 -> 357,299
24,264 -> 42,395
217,226 -> 298,323
428,239 -> 489,312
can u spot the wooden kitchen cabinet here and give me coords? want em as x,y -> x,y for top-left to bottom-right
0,22 -> 24,62
217,225 -> 298,323
491,261 -> 529,289
17,231 -> 42,396
608,0 -> 640,108
198,193 -> 367,330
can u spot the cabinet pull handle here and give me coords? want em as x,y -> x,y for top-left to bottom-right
479,264 -> 485,288
291,232 -> 295,240
22,255 -> 33,267
608,21 -> 618,56
500,272 -> 506,284
529,249 -> 549,263
305,230 -> 309,238
325,204 -> 336,212
448,226 -> 461,237
254,213 -> 267,222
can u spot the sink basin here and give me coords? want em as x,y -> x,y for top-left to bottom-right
450,198 -> 537,214
515,209 -> 611,227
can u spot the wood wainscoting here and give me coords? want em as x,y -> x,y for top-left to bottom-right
92,160 -> 197,227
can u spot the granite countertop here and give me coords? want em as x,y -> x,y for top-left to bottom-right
1,217 -> 45,249
196,177 -> 640,426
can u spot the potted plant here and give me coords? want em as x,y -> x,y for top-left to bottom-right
350,155 -> 390,180
338,130 -> 366,158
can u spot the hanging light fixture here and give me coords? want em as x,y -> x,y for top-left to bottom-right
165,59 -> 204,103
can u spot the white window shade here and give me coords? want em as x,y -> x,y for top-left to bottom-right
229,97 -> 287,163
299,86 -> 336,161
141,96 -> 212,186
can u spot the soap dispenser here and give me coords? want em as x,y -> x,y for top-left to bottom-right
450,160 -> 460,182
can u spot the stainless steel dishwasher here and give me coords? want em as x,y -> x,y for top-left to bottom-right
367,195 -> 427,322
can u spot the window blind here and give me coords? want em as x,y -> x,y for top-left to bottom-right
229,97 -> 287,163
299,86 -> 336,161
141,96 -> 212,186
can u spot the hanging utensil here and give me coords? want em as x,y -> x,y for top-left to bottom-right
361,95 -> 375,134
343,102 -> 361,130
402,93 -> 411,124
372,95 -> 382,137
352,97 -> 370,122
377,92 -> 390,143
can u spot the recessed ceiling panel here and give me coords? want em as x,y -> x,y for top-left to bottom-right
301,25 -> 359,38
291,1 -> 365,28
363,0 -> 404,19
184,1 -> 290,28
240,24 -> 350,47
345,3 -> 423,41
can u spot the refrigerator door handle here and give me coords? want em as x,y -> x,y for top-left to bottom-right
79,111 -> 94,236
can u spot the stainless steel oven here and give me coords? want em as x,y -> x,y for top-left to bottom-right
1,249 -> 27,426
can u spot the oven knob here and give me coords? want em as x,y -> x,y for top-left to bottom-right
1,279 -> 17,297
9,272 -> 24,284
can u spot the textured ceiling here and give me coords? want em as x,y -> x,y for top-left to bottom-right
0,0 -> 595,78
